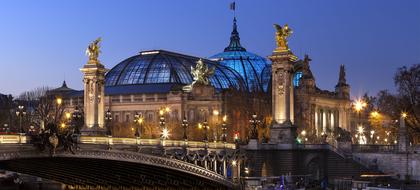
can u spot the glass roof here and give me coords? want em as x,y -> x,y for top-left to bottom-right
105,50 -> 246,91
210,51 -> 268,92
261,65 -> 272,92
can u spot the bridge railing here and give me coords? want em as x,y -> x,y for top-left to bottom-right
0,135 -> 236,149
352,144 -> 397,153
0,134 -> 28,144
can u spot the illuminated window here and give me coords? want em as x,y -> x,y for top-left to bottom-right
293,71 -> 303,87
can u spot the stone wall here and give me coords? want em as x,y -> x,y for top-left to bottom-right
353,152 -> 420,181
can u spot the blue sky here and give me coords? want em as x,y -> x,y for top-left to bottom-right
0,0 -> 419,98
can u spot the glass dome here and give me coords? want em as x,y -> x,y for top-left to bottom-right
210,17 -> 269,92
105,50 -> 246,91
261,65 -> 272,92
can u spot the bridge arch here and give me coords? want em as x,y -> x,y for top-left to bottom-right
0,149 -> 235,189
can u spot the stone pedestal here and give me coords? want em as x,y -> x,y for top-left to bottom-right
247,139 -> 259,150
269,121 -> 296,144
81,127 -> 106,136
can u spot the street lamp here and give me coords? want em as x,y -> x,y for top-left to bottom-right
105,109 -> 112,136
56,98 -> 62,106
212,110 -> 220,142
16,105 -> 26,133
202,120 -> 209,143
159,107 -> 170,141
72,106 -> 83,134
353,99 -> 367,113
249,113 -> 260,139
357,125 -> 366,144
370,130 -> 375,144
353,99 -> 367,143
222,115 -> 227,144
301,130 -> 307,143
134,112 -> 143,138
182,117 -> 188,142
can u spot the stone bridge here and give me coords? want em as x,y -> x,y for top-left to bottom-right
0,135 -> 239,189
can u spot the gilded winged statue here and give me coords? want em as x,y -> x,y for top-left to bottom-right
274,24 -> 292,51
191,59 -> 215,86
86,37 -> 102,62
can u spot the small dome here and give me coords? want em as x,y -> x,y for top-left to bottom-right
105,50 -> 246,91
209,17 -> 269,92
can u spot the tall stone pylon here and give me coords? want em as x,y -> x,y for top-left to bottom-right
269,24 -> 298,144
398,113 -> 408,152
80,38 -> 107,136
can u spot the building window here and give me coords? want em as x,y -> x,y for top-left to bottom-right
293,71 -> 303,87
115,115 -> 119,122
125,114 -> 130,122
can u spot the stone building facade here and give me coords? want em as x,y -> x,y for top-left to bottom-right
51,18 -> 351,143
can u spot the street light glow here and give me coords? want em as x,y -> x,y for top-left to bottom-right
370,111 -> 379,118
65,112 -> 71,119
213,110 -> 219,116
56,98 -> 63,105
353,99 -> 367,112
162,128 -> 169,139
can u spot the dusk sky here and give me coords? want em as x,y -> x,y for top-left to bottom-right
0,0 -> 419,98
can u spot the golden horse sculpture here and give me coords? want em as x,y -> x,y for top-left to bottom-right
86,37 -> 102,63
274,24 -> 293,52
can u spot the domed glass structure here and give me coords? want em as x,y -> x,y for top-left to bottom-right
261,65 -> 272,92
105,50 -> 246,91
210,18 -> 269,92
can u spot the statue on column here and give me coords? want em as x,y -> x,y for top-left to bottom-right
274,24 -> 293,52
86,37 -> 102,63
191,59 -> 215,86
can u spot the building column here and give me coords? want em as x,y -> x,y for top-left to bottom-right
223,159 -> 227,177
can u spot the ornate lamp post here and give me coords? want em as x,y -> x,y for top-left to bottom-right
159,107 -> 170,144
104,109 -> 112,136
353,99 -> 367,144
300,130 -> 308,144
72,106 -> 83,134
249,113 -> 260,140
212,110 -> 220,142
203,120 -> 209,143
221,115 -> 227,144
134,112 -> 143,138
15,105 -> 26,133
182,117 -> 189,142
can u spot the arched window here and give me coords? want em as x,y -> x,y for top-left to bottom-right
293,71 -> 303,87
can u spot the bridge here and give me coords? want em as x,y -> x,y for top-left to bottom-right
0,134 -> 240,189
1,134 -> 418,189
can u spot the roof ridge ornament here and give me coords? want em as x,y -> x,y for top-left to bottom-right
86,37 -> 102,64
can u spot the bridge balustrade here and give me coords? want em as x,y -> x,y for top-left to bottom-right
0,134 -> 241,187
352,144 -> 397,153
0,134 -> 236,149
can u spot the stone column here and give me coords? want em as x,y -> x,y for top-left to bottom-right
80,56 -> 107,136
223,159 -> 227,177
269,50 -> 297,144
398,114 -> 408,152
